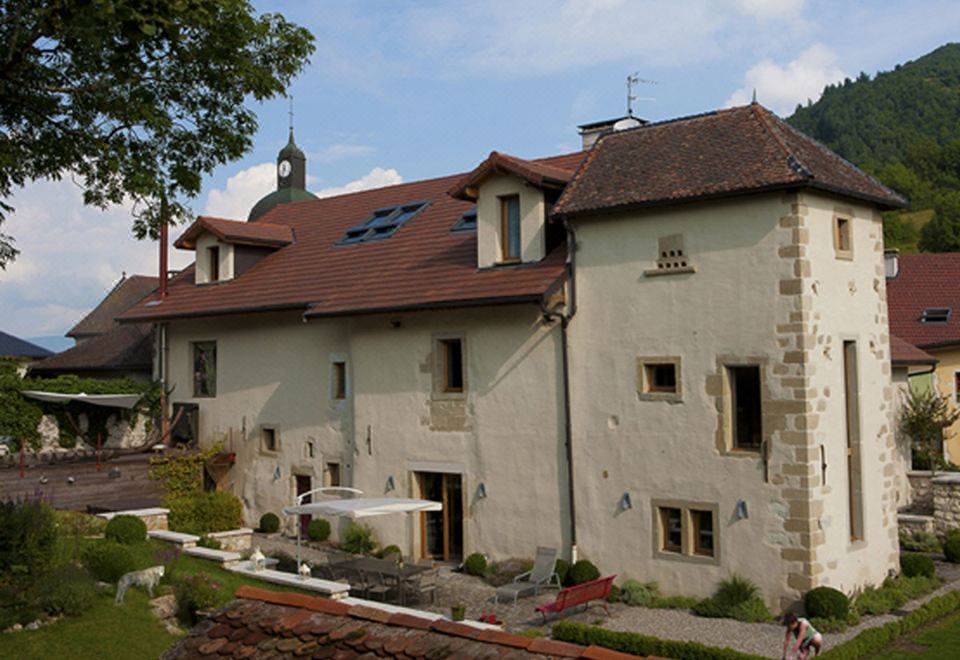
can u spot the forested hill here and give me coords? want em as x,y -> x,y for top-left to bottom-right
788,43 -> 960,169
787,43 -> 960,253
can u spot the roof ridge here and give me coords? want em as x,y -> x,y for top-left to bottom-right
750,104 -> 811,180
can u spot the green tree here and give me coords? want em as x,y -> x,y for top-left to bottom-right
919,192 -> 960,252
0,0 -> 314,268
899,388 -> 960,473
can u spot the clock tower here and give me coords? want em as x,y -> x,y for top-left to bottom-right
276,128 -> 306,190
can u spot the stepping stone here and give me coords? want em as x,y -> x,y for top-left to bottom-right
148,529 -> 200,547
184,546 -> 242,566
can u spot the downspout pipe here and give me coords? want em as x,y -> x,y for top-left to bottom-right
542,219 -> 579,562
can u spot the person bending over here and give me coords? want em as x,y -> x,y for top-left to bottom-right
782,613 -> 822,660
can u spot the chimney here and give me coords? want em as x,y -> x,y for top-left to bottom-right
577,115 -> 646,149
884,249 -> 899,279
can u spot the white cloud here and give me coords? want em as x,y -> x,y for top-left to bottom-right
312,144 -> 375,163
203,162 -> 275,219
735,0 -> 805,20
725,44 -> 846,115
0,178 -> 191,338
315,167 -> 403,198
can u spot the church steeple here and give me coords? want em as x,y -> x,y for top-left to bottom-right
277,128 -> 306,190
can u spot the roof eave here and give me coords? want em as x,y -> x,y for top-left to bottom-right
118,301 -> 310,324
303,293 -> 550,320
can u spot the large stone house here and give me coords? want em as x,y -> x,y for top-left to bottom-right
122,104 -> 905,609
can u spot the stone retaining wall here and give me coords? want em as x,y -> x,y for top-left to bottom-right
932,474 -> 960,536
898,513 -> 936,536
907,471 -> 934,513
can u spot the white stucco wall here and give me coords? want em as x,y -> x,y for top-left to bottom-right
194,234 -> 234,284
476,174 -> 546,268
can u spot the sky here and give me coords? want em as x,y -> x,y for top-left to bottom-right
2,0 -> 959,346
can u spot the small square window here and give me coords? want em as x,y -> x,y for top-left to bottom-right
834,217 -> 852,256
332,361 -> 347,400
692,510 -> 714,557
638,357 -> 681,401
659,507 -> 682,553
192,341 -> 217,397
260,427 -> 279,454
645,364 -> 677,393
325,462 -> 341,488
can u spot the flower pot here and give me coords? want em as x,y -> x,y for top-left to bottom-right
451,604 -> 466,621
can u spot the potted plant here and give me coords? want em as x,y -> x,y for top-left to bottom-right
451,603 -> 466,621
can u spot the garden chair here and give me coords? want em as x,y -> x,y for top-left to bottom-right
401,568 -> 438,605
363,570 -> 396,602
494,546 -> 561,604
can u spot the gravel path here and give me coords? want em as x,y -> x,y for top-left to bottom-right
244,535 -> 960,658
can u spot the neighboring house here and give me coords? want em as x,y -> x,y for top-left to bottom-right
122,105 -> 905,609
889,333 -> 938,505
0,330 -> 52,361
30,274 -> 158,381
887,252 -> 960,463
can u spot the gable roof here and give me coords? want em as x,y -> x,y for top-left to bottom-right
554,104 -> 906,218
890,335 -> 938,366
67,275 -> 158,339
162,585 -> 645,660
29,324 -> 153,375
121,152 -> 585,323
173,216 -> 295,250
0,331 -> 52,359
887,253 -> 960,350
450,151 -> 575,201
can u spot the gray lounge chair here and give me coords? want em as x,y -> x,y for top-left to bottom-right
494,546 -> 561,603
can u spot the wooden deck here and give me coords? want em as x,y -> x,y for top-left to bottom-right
0,452 -> 164,511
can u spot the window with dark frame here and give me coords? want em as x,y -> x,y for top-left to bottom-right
192,341 -> 217,397
333,361 -> 347,400
692,510 -> 714,557
208,245 -> 220,281
835,217 -> 851,253
261,427 -> 278,453
955,371 -> 960,404
338,200 -> 429,245
440,338 -> 464,393
500,195 -> 521,261
729,365 -> 762,451
325,462 -> 341,488
921,308 -> 951,324
451,208 -> 477,233
645,363 -> 678,393
659,507 -> 682,553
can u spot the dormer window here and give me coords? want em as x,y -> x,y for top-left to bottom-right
500,195 -> 521,262
208,246 -> 220,282
921,308 -> 951,324
451,208 -> 477,233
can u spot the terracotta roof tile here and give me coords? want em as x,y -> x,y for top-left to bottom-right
386,612 -> 434,630
887,253 -> 960,350
174,216 -> 294,250
554,104 -> 905,218
890,335 -> 938,366
528,638 -> 588,657
450,151 -> 576,201
122,153 -> 584,324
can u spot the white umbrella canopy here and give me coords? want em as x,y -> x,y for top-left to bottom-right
283,497 -> 442,519
21,390 -> 142,409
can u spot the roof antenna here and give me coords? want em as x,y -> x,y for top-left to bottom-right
288,95 -> 295,140
626,73 -> 657,117
751,88 -> 758,104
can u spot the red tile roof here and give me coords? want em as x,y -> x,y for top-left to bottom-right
122,152 -> 584,323
450,151 -> 576,201
161,585 -> 646,659
173,216 -> 294,250
887,253 -> 960,350
554,104 -> 906,218
68,275 -> 158,338
890,335 -> 938,366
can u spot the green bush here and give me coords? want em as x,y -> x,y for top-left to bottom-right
805,586 -> 850,620
174,574 -> 221,624
899,574 -> 940,599
104,515 -> 147,545
463,552 -> 488,576
272,552 -> 299,574
852,575 -> 941,617
554,558 -> 570,585
730,597 -> 773,623
566,559 -> 600,586
54,510 -> 107,537
307,518 -> 331,542
552,621 -> 766,660
651,595 -> 699,609
693,575 -> 767,621
692,597 -> 729,618
899,529 -> 942,553
0,500 -> 58,588
606,584 -> 622,603
259,512 -> 280,534
81,541 -> 137,583
196,535 -> 221,550
32,565 -> 96,616
484,557 -> 534,587
168,491 -> 243,535
620,579 -> 659,607
341,521 -> 377,555
715,575 -> 759,608
944,533 -> 960,563
377,544 -> 402,559
900,552 -> 935,578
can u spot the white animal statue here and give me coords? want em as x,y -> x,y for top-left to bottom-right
115,565 -> 165,604
250,547 -> 266,572
298,562 -> 311,580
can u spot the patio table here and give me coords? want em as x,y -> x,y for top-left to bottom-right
334,557 -> 433,604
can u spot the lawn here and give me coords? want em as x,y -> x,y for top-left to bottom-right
2,537 -> 312,660
874,611 -> 960,660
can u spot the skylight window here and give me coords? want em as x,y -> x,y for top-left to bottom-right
337,200 -> 429,245
451,208 -> 477,233
921,308 -> 951,324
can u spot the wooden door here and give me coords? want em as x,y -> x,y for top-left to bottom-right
417,472 -> 463,561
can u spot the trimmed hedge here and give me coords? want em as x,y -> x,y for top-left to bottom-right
552,621 -> 766,660
805,586 -> 850,620
900,553 -> 935,578
820,590 -> 960,659
307,518 -> 331,542
464,552 -> 488,576
566,559 -> 600,586
944,534 -> 960,563
104,515 -> 147,545
259,512 -> 280,534
167,491 -> 243,535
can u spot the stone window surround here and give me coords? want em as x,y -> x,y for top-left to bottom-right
651,498 -> 721,565
259,424 -> 281,456
431,332 -> 467,401
712,355 -> 771,458
832,207 -> 854,261
637,355 -> 683,402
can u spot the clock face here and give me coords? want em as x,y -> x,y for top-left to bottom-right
278,160 -> 292,178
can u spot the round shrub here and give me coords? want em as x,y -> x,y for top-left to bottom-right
378,544 -> 402,560
554,558 -> 570,585
32,565 -> 96,616
82,541 -> 137,583
259,512 -> 280,534
174,574 -> 221,624
308,518 -> 331,542
566,559 -> 600,586
901,552 -> 936,578
341,521 -> 377,555
805,586 -> 850,620
464,552 -> 488,576
620,579 -> 659,607
105,514 -> 147,545
944,534 -> 960,563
